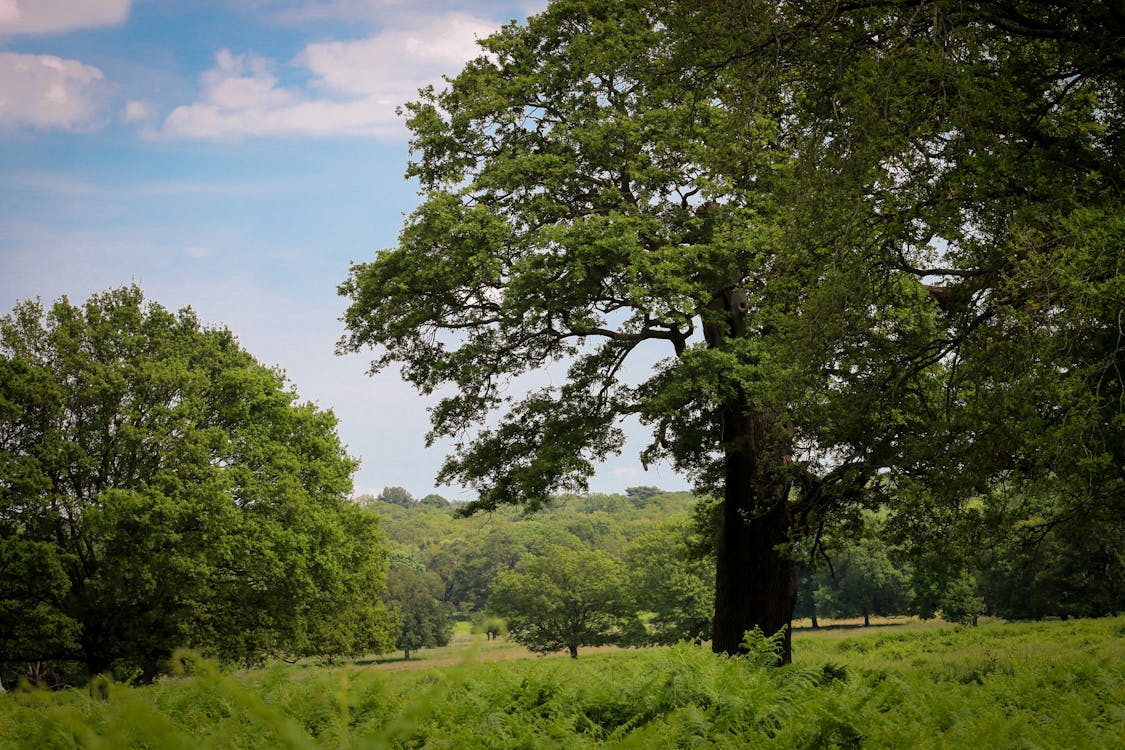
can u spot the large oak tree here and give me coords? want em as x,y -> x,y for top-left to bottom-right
341,0 -> 1122,662
671,0 -> 1124,636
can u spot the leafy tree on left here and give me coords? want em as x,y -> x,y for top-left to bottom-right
0,286 -> 396,684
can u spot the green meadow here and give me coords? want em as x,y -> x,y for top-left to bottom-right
3,617 -> 1122,749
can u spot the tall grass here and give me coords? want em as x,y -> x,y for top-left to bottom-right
2,617 -> 1122,748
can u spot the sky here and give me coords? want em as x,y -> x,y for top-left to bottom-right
0,0 -> 690,500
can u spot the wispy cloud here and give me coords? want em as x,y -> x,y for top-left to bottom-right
0,0 -> 130,35
0,52 -> 110,130
160,12 -> 498,140
0,169 -> 285,198
260,0 -> 544,25
121,99 -> 154,123
0,169 -> 100,195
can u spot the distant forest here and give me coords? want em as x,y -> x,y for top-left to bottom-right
364,484 -> 1123,657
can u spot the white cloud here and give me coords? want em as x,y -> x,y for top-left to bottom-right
0,52 -> 108,130
0,1 -> 19,25
206,49 -> 297,110
122,99 -> 154,122
300,13 -> 494,95
161,12 -> 497,140
0,0 -> 130,35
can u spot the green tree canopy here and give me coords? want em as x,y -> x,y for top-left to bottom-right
811,513 -> 912,627
981,490 -> 1125,621
626,519 -> 714,644
378,486 -> 416,507
0,537 -> 80,677
488,545 -> 640,658
676,0 -> 1125,495
422,521 -> 582,614
625,486 -> 663,504
385,557 -> 453,660
888,480 -> 1124,622
418,492 -> 450,508
0,287 -> 396,683
341,0 -> 1122,662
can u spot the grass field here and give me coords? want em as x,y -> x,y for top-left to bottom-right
2,616 -> 1122,748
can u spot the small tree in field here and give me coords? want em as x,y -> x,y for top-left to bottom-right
385,558 -> 452,659
488,546 -> 640,658
812,512 -> 911,627
938,572 -> 985,627
482,617 -> 506,641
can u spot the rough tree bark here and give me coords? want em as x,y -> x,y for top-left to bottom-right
705,289 -> 799,664
711,403 -> 798,663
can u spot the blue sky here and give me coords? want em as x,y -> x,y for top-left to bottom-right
0,0 -> 689,500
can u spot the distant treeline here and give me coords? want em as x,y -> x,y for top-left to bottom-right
361,482 -> 1123,657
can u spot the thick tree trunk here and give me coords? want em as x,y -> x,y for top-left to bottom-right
568,644 -> 578,659
711,454 -> 797,662
83,631 -> 112,679
705,288 -> 798,665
